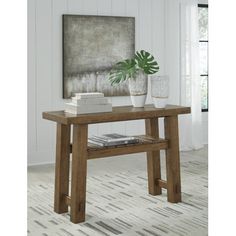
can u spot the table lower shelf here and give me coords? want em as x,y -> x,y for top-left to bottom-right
70,135 -> 168,159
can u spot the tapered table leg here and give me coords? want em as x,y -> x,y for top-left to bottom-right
54,123 -> 71,213
145,118 -> 162,195
70,124 -> 88,223
164,115 -> 181,203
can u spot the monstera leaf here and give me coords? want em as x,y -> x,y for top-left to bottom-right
134,50 -> 159,74
109,59 -> 138,85
108,50 -> 159,85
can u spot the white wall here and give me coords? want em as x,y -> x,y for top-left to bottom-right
28,0 -> 166,165
28,0 -> 208,165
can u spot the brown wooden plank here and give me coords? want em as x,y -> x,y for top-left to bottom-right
157,179 -> 167,189
64,196 -> 71,206
70,124 -> 88,223
145,118 -> 162,195
164,115 -> 181,203
54,123 -> 71,213
42,105 -> 191,125
87,139 -> 168,159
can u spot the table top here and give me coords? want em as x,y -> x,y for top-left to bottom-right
42,104 -> 191,125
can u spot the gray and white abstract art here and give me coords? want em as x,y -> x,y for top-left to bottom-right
63,15 -> 135,98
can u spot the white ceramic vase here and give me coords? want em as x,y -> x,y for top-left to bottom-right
152,97 -> 168,108
150,75 -> 169,108
128,71 -> 148,108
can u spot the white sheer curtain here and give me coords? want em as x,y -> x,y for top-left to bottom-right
179,0 -> 204,150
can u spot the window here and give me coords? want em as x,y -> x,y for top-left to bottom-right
198,4 -> 208,112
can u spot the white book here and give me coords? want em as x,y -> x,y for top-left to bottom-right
71,97 -> 108,105
73,92 -> 104,99
65,102 -> 112,115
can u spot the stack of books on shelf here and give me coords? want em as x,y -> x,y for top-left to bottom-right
65,92 -> 112,114
88,133 -> 140,147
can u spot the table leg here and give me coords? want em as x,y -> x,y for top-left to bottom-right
164,115 -> 181,203
70,124 -> 88,223
145,118 -> 162,195
54,123 -> 71,213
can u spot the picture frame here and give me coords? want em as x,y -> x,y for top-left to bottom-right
63,15 -> 135,98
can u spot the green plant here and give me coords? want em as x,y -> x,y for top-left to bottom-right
109,50 -> 159,85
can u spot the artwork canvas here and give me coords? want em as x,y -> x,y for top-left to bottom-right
63,15 -> 135,98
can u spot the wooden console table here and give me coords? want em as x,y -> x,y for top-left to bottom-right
42,104 -> 190,223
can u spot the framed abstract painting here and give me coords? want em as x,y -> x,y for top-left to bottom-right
63,15 -> 135,98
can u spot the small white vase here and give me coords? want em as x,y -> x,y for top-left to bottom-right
130,95 -> 147,108
129,71 -> 148,108
150,75 -> 169,109
152,97 -> 168,108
